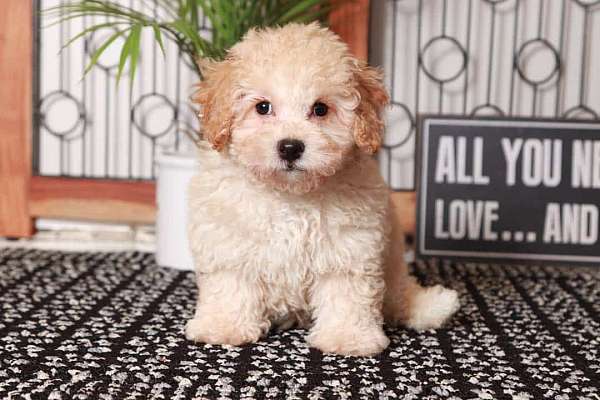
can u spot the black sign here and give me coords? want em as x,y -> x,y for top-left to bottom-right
416,116 -> 600,264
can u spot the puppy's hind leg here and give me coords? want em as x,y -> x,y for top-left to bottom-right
383,213 -> 460,330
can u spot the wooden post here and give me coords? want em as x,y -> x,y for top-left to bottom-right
0,0 -> 34,237
329,0 -> 370,61
30,177 -> 156,224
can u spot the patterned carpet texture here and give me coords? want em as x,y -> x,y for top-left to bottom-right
0,248 -> 599,399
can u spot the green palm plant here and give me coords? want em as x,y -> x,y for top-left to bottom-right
45,0 -> 337,84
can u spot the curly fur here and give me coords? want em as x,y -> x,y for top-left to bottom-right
186,23 -> 460,356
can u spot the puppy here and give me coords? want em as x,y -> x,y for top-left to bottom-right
185,23 -> 460,356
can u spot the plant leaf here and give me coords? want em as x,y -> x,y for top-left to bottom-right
84,28 -> 126,75
116,27 -> 133,84
127,23 -> 143,88
276,0 -> 329,24
46,0 -> 346,82
60,21 -> 125,52
152,23 -> 166,57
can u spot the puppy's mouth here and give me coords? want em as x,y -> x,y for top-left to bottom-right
284,162 -> 306,172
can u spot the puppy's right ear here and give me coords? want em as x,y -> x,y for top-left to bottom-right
193,57 -> 235,151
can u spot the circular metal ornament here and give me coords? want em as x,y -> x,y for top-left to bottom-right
470,104 -> 505,116
563,105 -> 599,120
515,38 -> 561,86
420,36 -> 468,84
39,90 -> 86,138
131,93 -> 178,138
574,0 -> 600,7
382,102 -> 415,148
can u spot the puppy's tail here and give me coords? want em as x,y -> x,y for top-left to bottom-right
383,203 -> 460,330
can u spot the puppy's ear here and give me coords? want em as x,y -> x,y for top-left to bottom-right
193,57 -> 236,151
352,62 -> 390,154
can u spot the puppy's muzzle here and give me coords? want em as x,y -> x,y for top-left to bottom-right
278,139 -> 305,163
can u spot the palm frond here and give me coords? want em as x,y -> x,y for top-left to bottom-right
46,0 -> 341,83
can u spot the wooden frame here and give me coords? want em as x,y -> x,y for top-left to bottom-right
30,177 -> 156,224
0,0 -> 420,237
0,1 -> 34,237
329,0 -> 370,61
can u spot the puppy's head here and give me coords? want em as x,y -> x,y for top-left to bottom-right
194,23 -> 389,193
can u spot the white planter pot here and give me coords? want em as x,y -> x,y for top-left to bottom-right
155,151 -> 198,270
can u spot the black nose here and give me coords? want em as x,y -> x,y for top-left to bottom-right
277,139 -> 305,162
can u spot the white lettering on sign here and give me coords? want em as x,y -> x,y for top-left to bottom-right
543,203 -> 598,245
434,199 -> 499,240
501,138 -> 562,187
435,136 -> 489,185
571,140 -> 600,188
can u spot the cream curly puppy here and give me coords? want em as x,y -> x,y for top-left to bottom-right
185,23 -> 460,356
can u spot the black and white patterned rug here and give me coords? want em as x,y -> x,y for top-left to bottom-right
1,248 -> 599,399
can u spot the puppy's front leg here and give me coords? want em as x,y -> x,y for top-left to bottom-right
308,273 -> 389,356
186,270 -> 270,346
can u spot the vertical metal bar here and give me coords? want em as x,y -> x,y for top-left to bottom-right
175,48 -> 182,151
486,2 -> 497,106
59,0 -> 64,92
462,0 -> 472,115
60,138 -> 65,176
128,0 -> 134,178
32,0 -> 41,175
390,0 -> 397,101
152,0 -> 158,94
386,148 -> 392,187
415,0 -> 423,119
537,0 -> 544,39
90,30 -> 96,176
438,0 -> 447,113
579,5 -> 590,106
81,14 -> 87,176
509,0 -> 520,115
412,0 -> 424,191
531,0 -> 545,117
532,85 -> 538,117
64,141 -> 70,176
554,0 -> 566,117
151,138 -> 157,179
442,0 -> 448,37
58,0 -> 66,175
114,83 -> 119,177
66,10 -> 73,175
137,12 -> 145,180
65,2 -> 71,94
104,69 -> 110,178
438,82 -> 443,113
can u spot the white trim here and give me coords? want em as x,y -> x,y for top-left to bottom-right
424,118 -> 600,131
418,117 -> 600,263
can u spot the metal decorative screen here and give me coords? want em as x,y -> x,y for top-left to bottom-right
35,0 -> 207,180
35,0 -> 600,188
371,0 -> 600,190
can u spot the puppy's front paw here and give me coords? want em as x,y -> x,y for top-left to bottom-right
406,285 -> 460,331
308,325 -> 389,357
185,316 -> 264,346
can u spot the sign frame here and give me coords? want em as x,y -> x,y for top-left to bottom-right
415,114 -> 600,265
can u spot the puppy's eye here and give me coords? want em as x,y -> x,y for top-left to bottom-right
312,102 -> 328,117
256,101 -> 272,115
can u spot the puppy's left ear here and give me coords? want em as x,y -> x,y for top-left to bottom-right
193,57 -> 236,151
352,62 -> 390,154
